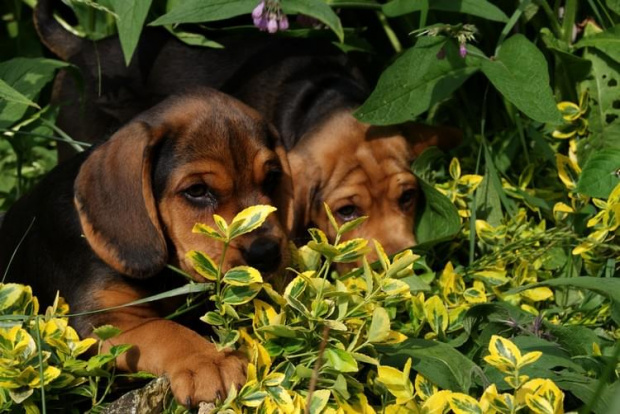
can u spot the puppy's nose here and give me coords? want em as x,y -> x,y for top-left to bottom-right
242,238 -> 282,273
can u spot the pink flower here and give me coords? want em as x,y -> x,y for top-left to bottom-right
252,0 -> 288,33
279,15 -> 289,31
267,17 -> 278,33
251,1 -> 264,19
459,43 -> 467,58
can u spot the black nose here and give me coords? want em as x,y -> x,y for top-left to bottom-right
242,238 -> 282,273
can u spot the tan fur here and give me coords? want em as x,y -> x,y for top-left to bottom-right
289,111 -> 460,262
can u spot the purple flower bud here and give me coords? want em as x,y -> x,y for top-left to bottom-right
252,1 -> 265,20
459,43 -> 467,58
436,47 -> 446,60
267,17 -> 278,33
257,16 -> 269,31
279,15 -> 289,31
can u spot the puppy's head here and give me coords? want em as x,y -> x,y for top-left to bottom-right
289,111 -> 460,261
74,89 -> 293,280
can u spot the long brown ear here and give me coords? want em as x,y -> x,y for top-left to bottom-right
74,122 -> 168,278
274,144 -> 295,234
401,123 -> 463,157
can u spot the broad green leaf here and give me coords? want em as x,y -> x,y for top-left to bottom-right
229,205 -> 277,239
324,347 -> 359,373
223,266 -> 263,286
109,0 -> 153,65
575,25 -> 620,63
578,39 -> 620,161
0,58 -> 69,129
378,339 -> 479,392
383,0 -> 508,22
476,35 -> 562,124
186,250 -> 218,281
414,178 -> 461,247
150,0 -> 256,25
367,306 -> 391,343
0,79 -> 38,108
281,0 -> 344,42
355,37 -> 478,125
221,284 -> 262,305
576,149 -> 620,198
215,328 -> 240,351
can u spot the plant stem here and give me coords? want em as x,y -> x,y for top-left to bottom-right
562,0 -> 578,44
376,11 -> 402,54
534,0 -> 563,38
216,242 -> 230,307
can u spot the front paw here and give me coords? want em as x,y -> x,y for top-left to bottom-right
168,347 -> 247,407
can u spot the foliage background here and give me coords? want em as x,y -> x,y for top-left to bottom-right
0,0 -> 620,413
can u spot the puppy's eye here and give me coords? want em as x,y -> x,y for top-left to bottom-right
183,184 -> 216,206
399,189 -> 417,210
336,205 -> 359,221
263,168 -> 282,195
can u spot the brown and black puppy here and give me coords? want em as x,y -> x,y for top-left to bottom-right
0,88 -> 292,407
34,0 -> 460,257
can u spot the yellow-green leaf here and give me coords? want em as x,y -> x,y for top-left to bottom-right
448,393 -> 483,414
377,364 -> 414,403
186,250 -> 218,281
415,374 -> 438,401
367,306 -> 391,343
223,266 -> 263,286
423,296 -> 449,335
229,205 -> 277,239
192,222 -> 225,241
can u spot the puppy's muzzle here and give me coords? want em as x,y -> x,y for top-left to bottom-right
242,237 -> 282,273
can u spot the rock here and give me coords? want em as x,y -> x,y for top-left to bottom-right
104,376 -> 171,414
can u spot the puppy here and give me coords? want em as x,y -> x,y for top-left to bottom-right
34,0 -> 460,257
0,88 -> 292,407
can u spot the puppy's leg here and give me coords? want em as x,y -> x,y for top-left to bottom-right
94,285 -> 247,407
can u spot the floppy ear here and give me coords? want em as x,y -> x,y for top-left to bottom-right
273,144 -> 296,234
74,121 -> 168,278
400,123 -> 463,157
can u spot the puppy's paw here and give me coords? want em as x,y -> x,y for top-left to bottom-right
168,348 -> 247,407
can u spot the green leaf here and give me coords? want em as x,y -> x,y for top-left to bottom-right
221,284 -> 262,305
355,37 -> 478,125
0,79 -> 38,108
0,58 -> 69,128
281,0 -> 344,42
228,205 -> 277,239
223,266 -> 263,286
200,311 -> 225,326
378,339 -> 480,392
414,178 -> 461,246
578,47 -> 620,161
575,25 -> 620,63
215,328 -> 240,351
0,283 -> 27,312
324,347 -> 359,373
477,35 -> 562,124
109,0 -> 153,65
338,216 -> 367,236
186,250 -> 218,281
576,149 -> 620,198
607,0 -> 620,14
192,222 -> 226,241
334,238 -> 369,263
150,0 -> 256,25
383,0 -> 508,22
307,389 -> 331,414
367,306 -> 391,343
92,325 -> 121,341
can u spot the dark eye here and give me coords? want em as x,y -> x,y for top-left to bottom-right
399,189 -> 417,210
183,184 -> 216,206
336,205 -> 359,221
263,168 -> 282,195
